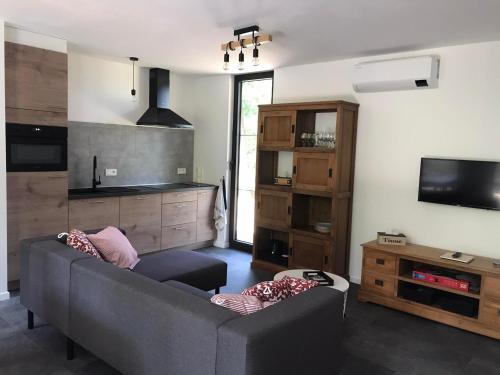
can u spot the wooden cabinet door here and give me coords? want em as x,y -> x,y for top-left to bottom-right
162,201 -> 197,226
120,194 -> 162,254
256,189 -> 291,230
161,222 -> 197,249
290,234 -> 330,270
258,111 -> 296,148
69,197 -> 120,231
7,171 -> 68,281
5,42 -> 67,126
197,189 -> 216,242
293,152 -> 335,191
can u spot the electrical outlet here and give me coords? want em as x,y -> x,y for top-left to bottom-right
105,168 -> 117,176
177,167 -> 187,175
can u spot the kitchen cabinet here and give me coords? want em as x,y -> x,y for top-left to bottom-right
258,110 -> 296,148
196,190 -> 217,241
162,201 -> 197,227
7,171 -> 68,281
69,197 -> 120,231
293,152 -> 335,192
161,222 -> 197,249
5,42 -> 67,127
120,194 -> 162,254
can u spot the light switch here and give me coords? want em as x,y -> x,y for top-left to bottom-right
105,169 -> 118,176
177,168 -> 187,175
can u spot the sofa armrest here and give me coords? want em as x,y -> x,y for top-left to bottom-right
215,287 -> 345,375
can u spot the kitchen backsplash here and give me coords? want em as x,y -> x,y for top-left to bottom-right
68,121 -> 194,188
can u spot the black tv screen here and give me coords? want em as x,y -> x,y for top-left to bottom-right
418,158 -> 500,210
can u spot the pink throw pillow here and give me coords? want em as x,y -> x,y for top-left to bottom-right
281,275 -> 319,296
211,294 -> 273,315
66,229 -> 102,260
241,279 -> 290,302
87,226 -> 140,269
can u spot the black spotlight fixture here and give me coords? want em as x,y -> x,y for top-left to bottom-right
252,37 -> 259,66
129,57 -> 139,101
238,41 -> 245,70
223,44 -> 230,71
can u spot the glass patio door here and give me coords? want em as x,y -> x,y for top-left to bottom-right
230,72 -> 273,251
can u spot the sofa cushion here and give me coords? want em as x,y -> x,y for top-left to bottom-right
133,249 -> 227,291
211,294 -> 268,315
66,229 -> 102,260
164,280 -> 211,300
242,279 -> 291,302
282,275 -> 320,296
88,226 -> 140,269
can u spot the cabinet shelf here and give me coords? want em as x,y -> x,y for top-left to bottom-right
292,227 -> 331,240
295,147 -> 335,153
398,275 -> 480,299
258,184 -> 292,192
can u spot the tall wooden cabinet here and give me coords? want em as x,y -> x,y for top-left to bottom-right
252,101 -> 359,277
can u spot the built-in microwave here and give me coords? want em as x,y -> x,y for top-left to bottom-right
6,123 -> 67,172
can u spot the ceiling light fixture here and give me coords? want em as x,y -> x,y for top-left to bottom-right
221,25 -> 271,71
129,57 -> 139,101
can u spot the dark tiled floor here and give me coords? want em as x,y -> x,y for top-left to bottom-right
0,247 -> 499,374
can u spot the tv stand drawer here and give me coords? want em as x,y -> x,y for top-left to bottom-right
363,249 -> 397,275
361,272 -> 395,297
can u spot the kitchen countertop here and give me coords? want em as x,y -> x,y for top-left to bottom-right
68,182 -> 217,200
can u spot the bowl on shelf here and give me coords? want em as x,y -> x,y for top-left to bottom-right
314,222 -> 331,234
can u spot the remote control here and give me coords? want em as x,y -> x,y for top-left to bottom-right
452,251 -> 462,259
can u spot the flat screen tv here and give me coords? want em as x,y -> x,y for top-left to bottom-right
418,158 -> 500,210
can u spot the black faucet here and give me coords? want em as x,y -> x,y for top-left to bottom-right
92,155 -> 101,190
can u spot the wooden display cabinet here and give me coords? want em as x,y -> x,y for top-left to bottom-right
253,227 -> 290,271
252,101 -> 359,277
258,110 -> 296,148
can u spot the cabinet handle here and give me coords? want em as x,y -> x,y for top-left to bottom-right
375,279 -> 384,287
174,227 -> 186,230
376,258 -> 385,265
176,204 -> 187,208
257,201 -> 260,209
324,256 -> 329,265
287,206 -> 291,215
328,168 -> 333,178
291,124 -> 295,133
289,247 -> 293,256
293,166 -> 297,175
136,196 -> 148,200
48,176 -> 66,179
260,123 -> 264,133
90,200 -> 105,204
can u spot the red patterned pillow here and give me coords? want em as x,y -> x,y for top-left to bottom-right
242,279 -> 290,302
211,294 -> 265,315
281,275 -> 319,296
66,229 -> 102,260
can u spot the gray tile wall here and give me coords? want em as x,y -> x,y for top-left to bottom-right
68,121 -> 194,188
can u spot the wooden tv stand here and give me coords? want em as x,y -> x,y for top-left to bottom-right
359,240 -> 500,339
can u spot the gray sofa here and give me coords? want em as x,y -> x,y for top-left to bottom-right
20,236 -> 345,375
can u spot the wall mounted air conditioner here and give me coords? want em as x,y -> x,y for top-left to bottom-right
352,55 -> 440,93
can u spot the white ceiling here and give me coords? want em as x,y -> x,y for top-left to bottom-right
1,0 -> 500,75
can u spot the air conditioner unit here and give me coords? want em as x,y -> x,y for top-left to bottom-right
352,55 -> 440,93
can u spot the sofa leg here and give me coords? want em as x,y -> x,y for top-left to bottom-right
66,337 -> 75,360
215,287 -> 220,294
27,310 -> 34,330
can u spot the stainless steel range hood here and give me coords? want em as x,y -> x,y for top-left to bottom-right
136,68 -> 192,128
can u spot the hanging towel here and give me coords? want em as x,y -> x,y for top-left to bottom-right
214,178 -> 227,231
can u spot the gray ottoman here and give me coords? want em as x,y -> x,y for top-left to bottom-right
133,250 -> 227,292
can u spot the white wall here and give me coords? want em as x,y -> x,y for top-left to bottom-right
0,22 -> 8,300
273,41 -> 500,282
5,26 -> 66,53
189,75 -> 233,247
68,52 -> 194,126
